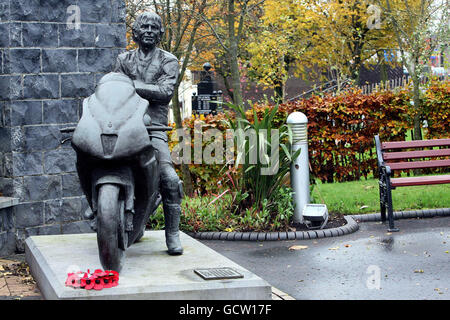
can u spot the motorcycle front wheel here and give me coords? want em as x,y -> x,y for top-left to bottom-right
97,184 -> 125,272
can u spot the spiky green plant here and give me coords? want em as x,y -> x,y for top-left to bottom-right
221,102 -> 301,215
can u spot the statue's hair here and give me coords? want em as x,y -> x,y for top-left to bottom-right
132,12 -> 165,36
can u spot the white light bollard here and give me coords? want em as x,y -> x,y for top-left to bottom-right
287,112 -> 310,224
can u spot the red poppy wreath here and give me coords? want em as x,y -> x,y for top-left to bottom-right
66,269 -> 119,290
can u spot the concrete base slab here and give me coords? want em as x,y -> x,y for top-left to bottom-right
25,231 -> 271,300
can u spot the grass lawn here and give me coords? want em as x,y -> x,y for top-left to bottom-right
311,177 -> 450,215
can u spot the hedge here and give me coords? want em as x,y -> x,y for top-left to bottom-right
168,80 -> 449,193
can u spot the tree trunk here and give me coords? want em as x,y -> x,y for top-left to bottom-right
412,78 -> 423,141
227,0 -> 243,108
172,87 -> 195,197
274,81 -> 284,104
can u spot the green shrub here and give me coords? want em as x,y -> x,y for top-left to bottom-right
147,186 -> 295,233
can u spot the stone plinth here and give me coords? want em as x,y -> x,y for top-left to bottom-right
25,231 -> 272,300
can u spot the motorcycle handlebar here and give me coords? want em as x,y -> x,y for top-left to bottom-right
146,126 -> 173,132
59,126 -> 173,134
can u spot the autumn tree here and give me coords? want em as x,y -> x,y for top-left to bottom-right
199,0 -> 266,107
244,0 -> 398,100
375,0 -> 449,140
244,0 -> 312,102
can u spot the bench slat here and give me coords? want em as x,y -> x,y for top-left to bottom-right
391,175 -> 450,187
386,159 -> 450,170
381,139 -> 450,150
383,148 -> 450,160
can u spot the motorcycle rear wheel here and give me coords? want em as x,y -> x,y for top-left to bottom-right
97,184 -> 125,272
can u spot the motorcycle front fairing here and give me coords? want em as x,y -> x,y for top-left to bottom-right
71,73 -> 160,246
72,74 -> 151,160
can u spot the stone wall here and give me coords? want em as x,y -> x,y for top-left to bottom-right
0,0 -> 127,255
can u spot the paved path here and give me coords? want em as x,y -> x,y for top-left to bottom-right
0,258 -> 42,300
200,217 -> 450,300
1,216 -> 448,300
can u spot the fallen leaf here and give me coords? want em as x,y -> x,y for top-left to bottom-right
328,247 -> 339,250
414,269 -> 424,273
445,251 -> 449,254
344,244 -> 352,248
289,245 -> 308,251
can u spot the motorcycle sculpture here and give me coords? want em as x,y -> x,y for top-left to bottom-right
61,72 -> 172,272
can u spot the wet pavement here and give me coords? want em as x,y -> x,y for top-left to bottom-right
200,217 -> 450,300
1,216 -> 449,300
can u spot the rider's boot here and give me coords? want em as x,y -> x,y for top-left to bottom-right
163,203 -> 183,255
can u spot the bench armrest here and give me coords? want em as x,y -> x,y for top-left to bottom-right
374,135 -> 385,168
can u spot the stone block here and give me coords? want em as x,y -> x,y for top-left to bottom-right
20,125 -> 61,152
0,50 -> 3,74
78,49 -> 115,73
43,99 -> 78,124
39,0 -> 70,22
44,148 -> 76,174
0,1 -> 10,22
0,178 -> 14,197
61,73 -> 95,98
61,220 -> 93,235
0,207 -> 14,232
10,0 -> 40,22
58,24 -> 95,48
14,202 -> 44,228
0,23 -> 9,47
0,76 -> 9,100
9,49 -> 41,74
111,0 -> 127,23
12,151 -> 43,176
45,197 -> 86,224
42,49 -> 77,73
0,75 -> 22,100
22,175 -> 61,202
25,224 -> 61,237
10,100 -> 42,126
95,24 -> 127,48
0,101 -> 6,126
9,22 -> 22,47
26,231 -> 272,300
77,0 -> 111,23
23,74 -> 59,99
22,23 -> 58,47
0,127 -> 11,152
62,173 -> 83,198
0,231 -> 16,257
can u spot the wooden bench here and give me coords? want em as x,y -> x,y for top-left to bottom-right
374,135 -> 450,231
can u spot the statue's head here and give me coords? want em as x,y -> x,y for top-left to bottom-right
132,12 -> 164,49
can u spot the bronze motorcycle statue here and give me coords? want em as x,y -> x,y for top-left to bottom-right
61,72 -> 172,272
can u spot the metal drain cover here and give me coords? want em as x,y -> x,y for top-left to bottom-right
194,267 -> 244,280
